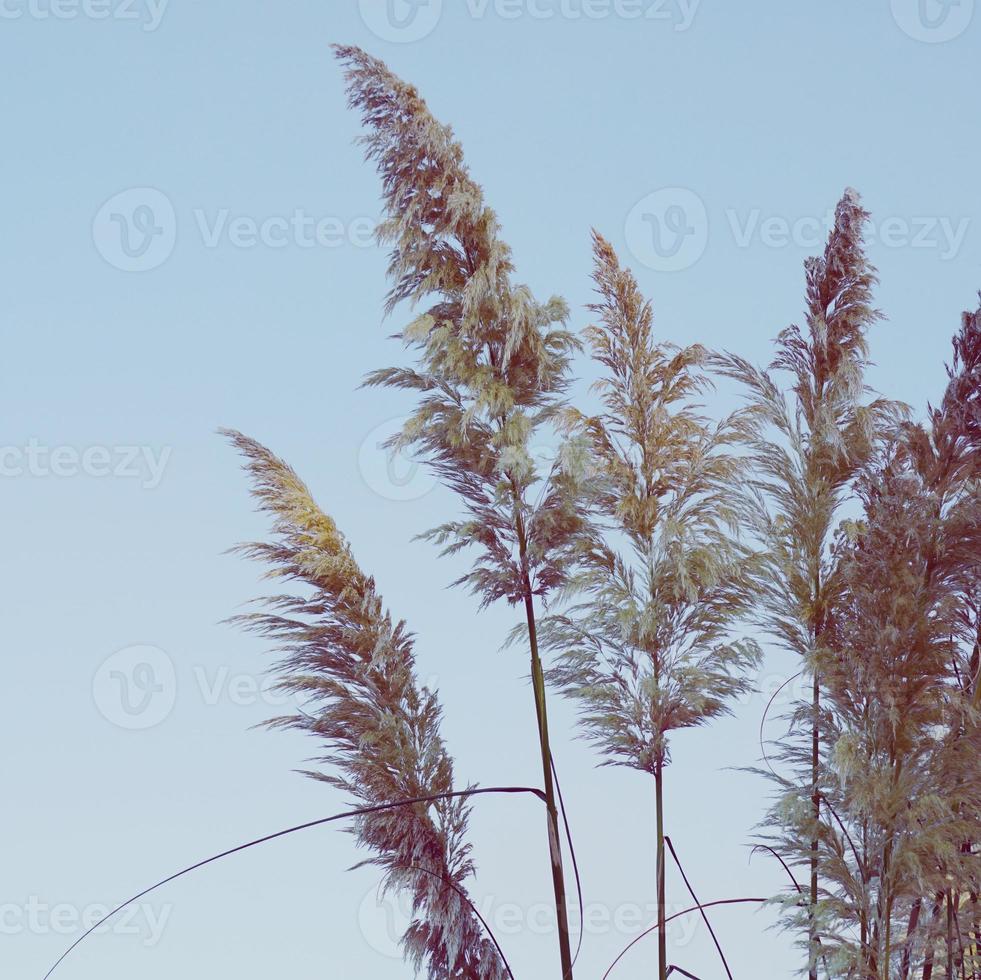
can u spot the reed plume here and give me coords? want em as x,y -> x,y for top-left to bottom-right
715,189 -> 900,978
334,44 -> 585,977
224,428 -> 509,980
540,232 -> 762,980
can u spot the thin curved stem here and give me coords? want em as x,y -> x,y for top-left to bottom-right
820,793 -> 866,882
750,844 -> 804,895
665,836 -> 733,980
760,669 -> 802,778
747,846 -> 832,979
551,755 -> 585,967
406,863 -> 517,980
601,898 -> 767,979
43,785 -> 545,980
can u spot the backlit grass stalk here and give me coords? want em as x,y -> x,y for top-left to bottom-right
224,429 -> 509,980
807,300 -> 980,979
716,189 -> 895,979
334,45 -> 586,978
541,233 -> 762,980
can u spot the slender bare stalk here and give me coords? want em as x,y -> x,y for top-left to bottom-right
811,666 -> 821,980
655,761 -> 667,980
518,520 -> 574,977
924,892 -> 946,980
901,897 -> 923,979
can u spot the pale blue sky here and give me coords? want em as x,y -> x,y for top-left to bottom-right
2,2 -> 979,978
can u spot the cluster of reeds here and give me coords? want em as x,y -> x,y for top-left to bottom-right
217,47 -> 979,980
